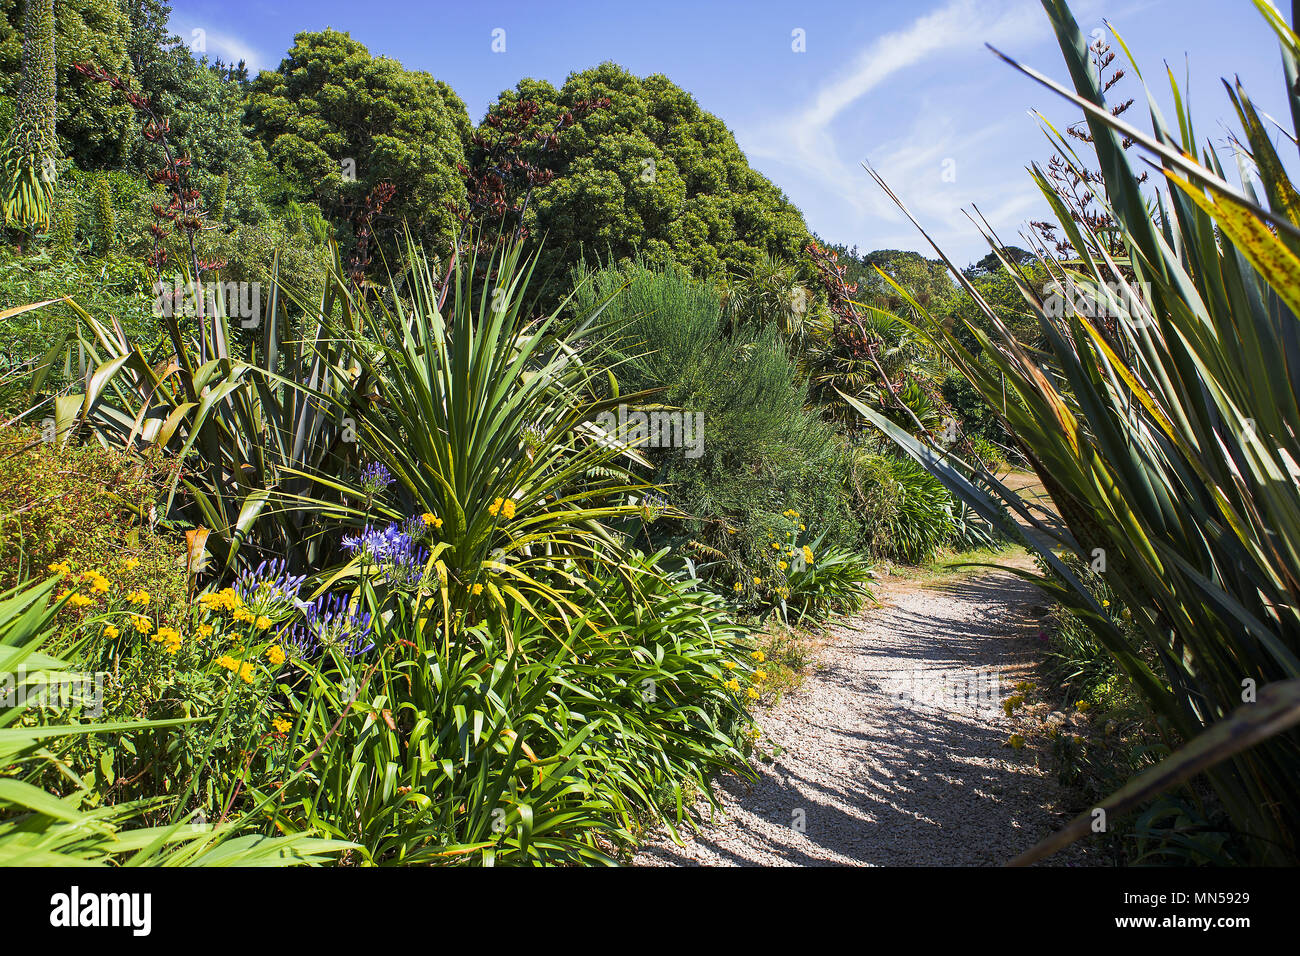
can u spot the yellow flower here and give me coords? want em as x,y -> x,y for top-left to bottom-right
126,590 -> 150,606
747,687 -> 760,700
48,561 -> 71,576
131,615 -> 152,634
753,576 -> 762,585
1076,700 -> 1091,712
799,523 -> 805,531
238,662 -> 255,684
471,583 -> 484,595
751,651 -> 765,663
722,661 -> 737,670
121,558 -> 140,571
802,546 -> 814,564
770,542 -> 780,550
753,669 -> 767,682
254,615 -> 273,630
421,512 -> 443,529
68,593 -> 92,608
724,678 -> 741,693
215,654 -> 238,672
726,527 -> 736,534
732,582 -> 743,591
103,624 -> 119,639
265,645 -> 286,667
271,716 -> 292,734
487,497 -> 517,520
196,624 -> 214,639
778,561 -> 787,570
1102,599 -> 1110,608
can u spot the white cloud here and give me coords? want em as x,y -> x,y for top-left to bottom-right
171,18 -> 270,73
736,0 -> 1092,259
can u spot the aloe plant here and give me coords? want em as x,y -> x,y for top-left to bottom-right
855,0 -> 1300,864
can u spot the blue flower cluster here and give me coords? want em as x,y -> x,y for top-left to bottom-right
288,593 -> 375,657
342,520 -> 430,588
236,558 -> 307,615
358,461 -> 394,498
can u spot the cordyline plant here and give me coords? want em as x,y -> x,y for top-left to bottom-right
854,0 -> 1300,865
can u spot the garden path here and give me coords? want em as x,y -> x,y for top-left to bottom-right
634,555 -> 1091,866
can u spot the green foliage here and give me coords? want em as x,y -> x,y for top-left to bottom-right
0,0 -> 57,231
0,0 -> 135,170
486,64 -> 811,294
847,450 -> 965,564
90,172 -> 115,254
0,426 -> 185,604
245,29 -> 469,250
574,260 -> 862,582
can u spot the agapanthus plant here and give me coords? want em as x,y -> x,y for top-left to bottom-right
288,593 -> 375,658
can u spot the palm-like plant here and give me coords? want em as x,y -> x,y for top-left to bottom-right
855,0 -> 1300,864
314,235 -> 655,644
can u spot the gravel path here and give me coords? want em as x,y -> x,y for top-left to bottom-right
634,567 -> 1083,866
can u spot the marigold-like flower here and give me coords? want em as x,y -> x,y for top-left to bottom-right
487,497 -> 517,520
421,512 -> 443,529
471,583 -> 484,595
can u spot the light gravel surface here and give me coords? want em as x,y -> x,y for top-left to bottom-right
635,567 -> 1087,866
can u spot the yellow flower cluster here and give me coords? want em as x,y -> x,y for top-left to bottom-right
751,651 -> 765,664
782,509 -> 800,519
471,583 -> 484,596
152,627 -> 183,655
103,624 -> 119,639
121,557 -> 140,570
747,687 -> 760,700
131,614 -> 152,634
265,645 -> 286,667
487,497 -> 517,520
215,655 -> 255,684
271,716 -> 292,734
197,624 -> 214,639
421,512 -> 444,529
724,678 -> 741,693
778,561 -> 787,570
802,546 -> 815,565
126,589 -> 150,606
198,588 -> 244,613
48,561 -> 72,576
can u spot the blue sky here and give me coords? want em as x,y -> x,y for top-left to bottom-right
170,0 -> 1289,266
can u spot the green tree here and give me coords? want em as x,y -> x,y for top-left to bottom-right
1,0 -> 136,171
245,29 -> 470,250
481,63 -> 811,286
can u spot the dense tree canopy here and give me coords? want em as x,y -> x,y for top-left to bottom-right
245,29 -> 470,248
481,62 -> 812,283
1,0 -> 135,168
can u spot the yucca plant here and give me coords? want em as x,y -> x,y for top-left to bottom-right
311,234 -> 658,645
854,0 -> 1300,864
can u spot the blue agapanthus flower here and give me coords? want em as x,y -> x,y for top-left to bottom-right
358,462 -> 394,499
342,520 -> 430,588
288,593 -> 375,658
236,558 -> 307,614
